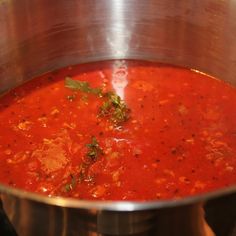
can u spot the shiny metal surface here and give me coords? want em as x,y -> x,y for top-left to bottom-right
0,0 -> 236,235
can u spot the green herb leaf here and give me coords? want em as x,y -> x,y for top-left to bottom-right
64,174 -> 77,192
65,77 -> 130,125
99,92 -> 130,125
64,184 -> 71,192
86,136 -> 103,160
65,77 -> 102,95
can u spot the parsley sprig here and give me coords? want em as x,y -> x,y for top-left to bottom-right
65,77 -> 102,95
65,78 -> 130,125
99,92 -> 130,125
63,137 -> 103,191
86,136 -> 103,160
64,174 -> 77,192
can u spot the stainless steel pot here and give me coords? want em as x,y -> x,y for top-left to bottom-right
0,0 -> 236,235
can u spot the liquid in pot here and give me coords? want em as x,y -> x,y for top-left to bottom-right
0,60 -> 235,201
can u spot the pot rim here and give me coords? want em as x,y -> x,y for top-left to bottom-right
0,183 -> 235,211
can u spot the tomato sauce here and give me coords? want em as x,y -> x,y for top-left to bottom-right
0,60 -> 235,201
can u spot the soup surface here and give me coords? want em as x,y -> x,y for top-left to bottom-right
0,60 -> 235,201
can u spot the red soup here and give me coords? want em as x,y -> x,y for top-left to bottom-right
0,60 -> 235,201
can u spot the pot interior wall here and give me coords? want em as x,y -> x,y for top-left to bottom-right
0,0 -> 236,94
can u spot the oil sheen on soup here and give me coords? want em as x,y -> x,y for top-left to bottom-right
0,60 -> 235,201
